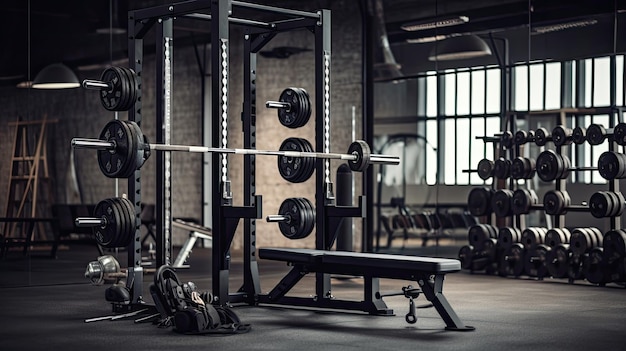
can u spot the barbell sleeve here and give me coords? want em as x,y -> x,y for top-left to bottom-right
266,101 -> 291,110
72,138 -> 115,150
75,217 -> 106,227
82,79 -> 112,90
266,215 -> 290,223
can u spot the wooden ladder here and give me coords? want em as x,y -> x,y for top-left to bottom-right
2,117 -> 58,242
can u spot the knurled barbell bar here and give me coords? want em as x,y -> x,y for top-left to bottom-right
265,87 -> 312,128
72,119 -> 400,178
82,66 -> 138,112
266,197 -> 315,240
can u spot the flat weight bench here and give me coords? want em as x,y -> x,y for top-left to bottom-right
258,248 -> 473,331
172,219 -> 212,268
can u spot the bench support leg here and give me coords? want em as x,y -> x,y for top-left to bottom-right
364,275 -> 393,315
418,274 -> 474,331
265,266 -> 307,301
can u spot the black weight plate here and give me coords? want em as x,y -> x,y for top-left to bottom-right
572,126 -> 586,145
93,198 -> 121,248
603,229 -> 626,262
117,120 -> 138,179
115,66 -> 131,111
298,197 -> 315,239
99,67 -> 124,111
598,151 -> 626,180
477,159 -> 494,180
501,131 -> 514,149
614,123 -> 626,146
347,140 -> 370,172
614,192 -> 626,217
514,130 -> 530,145
524,244 -> 550,278
552,125 -> 572,146
534,127 -> 550,146
510,157 -> 527,180
498,227 -> 521,250
559,154 -> 571,180
277,198 -> 304,239
583,247 -> 606,284
119,67 -> 137,111
125,120 -> 148,173
544,190 -> 567,215
493,158 -> 511,179
589,227 -> 604,249
522,227 -> 545,250
301,138 -> 317,183
278,138 -> 313,183
567,255 -> 585,280
468,224 -> 491,251
589,191 -> 612,218
586,123 -> 607,145
111,198 -> 132,247
570,228 -> 592,256
292,88 -> 306,127
121,197 -> 137,245
492,189 -> 513,218
481,238 -> 498,263
467,187 -> 492,216
511,189 -> 535,215
458,245 -> 474,270
297,88 -> 312,127
277,88 -> 304,128
510,243 -> 526,276
97,120 -> 134,178
545,228 -> 570,248
536,150 -> 562,182
547,243 -> 570,278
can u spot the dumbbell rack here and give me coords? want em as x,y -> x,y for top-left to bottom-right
464,108 -> 626,285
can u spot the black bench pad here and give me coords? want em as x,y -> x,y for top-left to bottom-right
259,248 -> 460,273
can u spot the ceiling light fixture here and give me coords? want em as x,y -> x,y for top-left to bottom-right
31,63 -> 80,89
532,19 -> 598,34
428,34 -> 492,61
401,15 -> 469,32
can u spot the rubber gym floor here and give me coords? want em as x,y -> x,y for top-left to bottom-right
1,243 -> 625,351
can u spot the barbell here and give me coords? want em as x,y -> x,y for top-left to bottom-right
71,119 -> 400,178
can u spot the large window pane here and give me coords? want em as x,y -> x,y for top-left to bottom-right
471,70 -> 486,114
486,69 -> 501,114
457,71 -> 470,116
514,65 -> 528,111
426,73 -> 438,117
445,72 -> 456,116
426,119 -> 438,185
470,117 -> 488,185
545,62 -> 561,110
529,64 -> 545,111
456,118 -> 470,184
444,118 -> 456,184
594,57 -> 611,107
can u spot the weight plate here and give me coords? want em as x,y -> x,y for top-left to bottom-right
467,187 -> 493,216
118,67 -> 137,111
277,88 -> 305,128
534,127 -> 550,146
543,190 -> 568,215
298,197 -> 316,240
97,120 -> 134,178
114,66 -> 131,111
111,198 -> 129,247
498,227 -> 521,250
583,247 -> 606,284
567,255 -> 585,280
614,123 -> 626,146
570,228 -> 593,256
514,130 -> 531,145
458,245 -> 474,270
545,228 -> 570,248
99,67 -> 123,111
277,198 -> 304,239
522,227 -> 545,250
117,197 -> 136,247
524,244 -> 550,278
614,192 -> 626,217
572,126 -> 586,145
278,138 -> 315,183
93,198 -> 122,248
501,131 -> 514,149
603,229 -> 626,262
510,157 -> 527,180
481,238 -> 498,263
493,158 -> 511,179
598,151 -> 626,181
546,243 -> 570,278
510,243 -> 526,276
297,88 -> 312,127
477,159 -> 494,180
492,189 -> 513,217
586,123 -> 607,145
347,140 -> 370,172
552,125 -> 572,146
536,150 -> 562,182
589,191 -> 613,218
511,189 -> 537,215
468,224 -> 491,251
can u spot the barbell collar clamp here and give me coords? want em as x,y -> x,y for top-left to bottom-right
82,79 -> 112,90
75,217 -> 106,227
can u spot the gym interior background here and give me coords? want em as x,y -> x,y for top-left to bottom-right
2,0 -> 626,350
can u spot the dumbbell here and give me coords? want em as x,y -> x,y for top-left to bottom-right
524,244 -> 551,278
500,131 -> 514,149
546,243 -> 571,278
467,187 -> 495,216
514,130 -> 534,145
588,191 -> 626,218
511,189 -> 538,215
598,151 -> 626,180
536,150 -> 598,182
510,157 -> 536,180
534,127 -> 552,146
